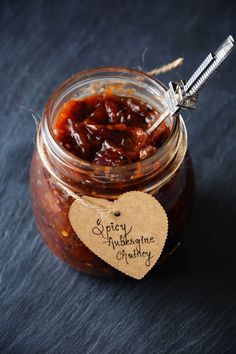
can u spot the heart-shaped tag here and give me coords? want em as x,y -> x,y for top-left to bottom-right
69,191 -> 168,279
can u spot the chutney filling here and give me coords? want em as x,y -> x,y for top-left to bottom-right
53,93 -> 171,166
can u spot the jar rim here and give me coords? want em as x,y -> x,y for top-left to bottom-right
41,66 -> 187,179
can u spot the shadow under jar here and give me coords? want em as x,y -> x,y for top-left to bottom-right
30,67 -> 194,278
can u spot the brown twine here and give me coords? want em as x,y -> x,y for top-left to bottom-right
148,57 -> 184,76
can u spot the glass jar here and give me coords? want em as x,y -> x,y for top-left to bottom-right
30,67 -> 194,278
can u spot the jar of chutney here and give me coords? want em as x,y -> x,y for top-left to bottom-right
30,67 -> 194,278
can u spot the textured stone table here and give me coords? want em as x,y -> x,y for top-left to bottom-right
1,0 -> 236,353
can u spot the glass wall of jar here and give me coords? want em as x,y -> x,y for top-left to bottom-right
30,67 -> 194,277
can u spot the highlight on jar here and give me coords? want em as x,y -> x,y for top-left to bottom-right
30,35 -> 235,279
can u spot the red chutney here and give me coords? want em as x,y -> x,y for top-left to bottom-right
53,94 -> 171,165
30,68 -> 194,278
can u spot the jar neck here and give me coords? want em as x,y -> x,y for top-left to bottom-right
38,67 -> 188,198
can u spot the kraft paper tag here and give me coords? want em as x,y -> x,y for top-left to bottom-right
69,191 -> 168,279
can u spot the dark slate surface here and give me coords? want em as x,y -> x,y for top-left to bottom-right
1,0 -> 236,353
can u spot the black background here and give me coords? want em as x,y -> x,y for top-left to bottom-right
1,0 -> 236,353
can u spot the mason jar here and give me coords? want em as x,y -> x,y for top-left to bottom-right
30,67 -> 194,277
